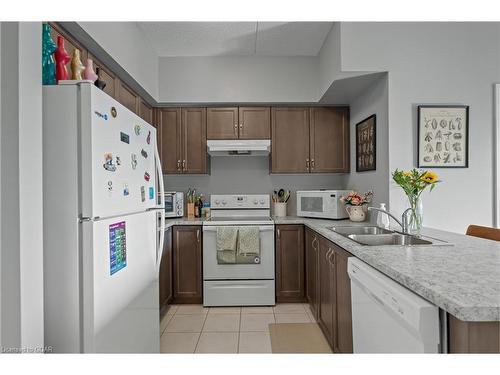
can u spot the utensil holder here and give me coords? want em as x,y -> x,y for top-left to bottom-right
274,202 -> 287,217
187,203 -> 195,218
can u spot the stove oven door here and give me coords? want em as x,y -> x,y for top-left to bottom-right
202,225 -> 275,280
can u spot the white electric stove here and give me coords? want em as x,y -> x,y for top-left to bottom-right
202,194 -> 275,306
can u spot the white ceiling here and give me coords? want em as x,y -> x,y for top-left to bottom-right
136,22 -> 333,57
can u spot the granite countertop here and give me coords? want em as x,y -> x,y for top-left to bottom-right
163,215 -> 500,322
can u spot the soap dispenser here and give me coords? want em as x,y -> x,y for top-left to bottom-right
376,203 -> 390,229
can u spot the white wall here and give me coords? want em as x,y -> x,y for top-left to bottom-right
158,56 -> 320,103
339,22 -> 499,233
318,22 -> 342,95
345,74 -> 389,221
1,22 -> 44,351
163,157 -> 347,215
78,22 -> 159,100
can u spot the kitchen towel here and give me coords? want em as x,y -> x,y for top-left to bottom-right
237,226 -> 260,264
216,227 -> 238,264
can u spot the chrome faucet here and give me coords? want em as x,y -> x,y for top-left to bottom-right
368,206 -> 413,234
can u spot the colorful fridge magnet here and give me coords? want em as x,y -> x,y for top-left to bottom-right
149,187 -> 154,200
103,153 -> 116,172
55,36 -> 71,82
70,49 -> 85,80
134,124 -> 141,135
116,156 -> 121,166
141,149 -> 148,158
131,154 -> 138,170
123,184 -> 130,196
146,131 -> 151,145
109,221 -> 127,275
144,172 -> 150,181
83,58 -> 98,82
42,24 -> 57,85
140,186 -> 146,202
94,67 -> 107,91
111,107 -> 117,118
120,132 -> 130,144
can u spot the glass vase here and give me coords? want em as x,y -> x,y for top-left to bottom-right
407,196 -> 423,235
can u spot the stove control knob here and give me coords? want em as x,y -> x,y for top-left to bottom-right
253,199 -> 258,205
222,200 -> 227,205
215,200 -> 220,205
259,199 -> 265,205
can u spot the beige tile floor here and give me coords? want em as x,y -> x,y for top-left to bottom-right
160,303 -> 316,353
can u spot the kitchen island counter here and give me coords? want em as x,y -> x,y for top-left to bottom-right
274,216 -> 500,322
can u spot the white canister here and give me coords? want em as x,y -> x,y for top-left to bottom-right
274,202 -> 287,217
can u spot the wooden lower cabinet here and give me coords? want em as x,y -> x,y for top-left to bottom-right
332,244 -> 353,353
275,225 -> 305,303
173,226 -> 203,304
159,227 -> 173,313
448,314 -> 500,353
318,236 -> 336,346
316,234 -> 353,353
305,227 -> 319,319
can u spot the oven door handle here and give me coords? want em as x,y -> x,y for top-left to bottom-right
202,226 -> 274,232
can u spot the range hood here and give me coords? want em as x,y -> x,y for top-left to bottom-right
207,139 -> 271,156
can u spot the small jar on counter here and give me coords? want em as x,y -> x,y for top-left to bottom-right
202,202 -> 211,218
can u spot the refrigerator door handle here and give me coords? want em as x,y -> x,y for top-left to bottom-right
156,211 -> 165,273
154,137 -> 166,272
154,136 -> 165,210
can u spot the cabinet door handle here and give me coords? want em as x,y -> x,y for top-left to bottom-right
312,236 -> 318,251
176,160 -> 181,171
329,250 -> 335,265
182,159 -> 186,172
196,229 -> 200,242
311,158 -> 315,170
239,123 -> 243,129
306,158 -> 310,170
277,228 -> 280,239
326,248 -> 332,261
234,123 -> 238,136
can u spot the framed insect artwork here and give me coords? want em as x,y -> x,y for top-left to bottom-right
356,114 -> 376,172
417,105 -> 469,168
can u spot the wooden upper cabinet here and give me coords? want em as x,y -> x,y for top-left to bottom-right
49,22 -> 88,81
305,227 -> 319,319
182,108 -> 207,174
271,107 -> 310,173
139,99 -> 153,124
116,80 -> 139,114
207,107 -> 238,139
159,108 -> 182,174
173,226 -> 202,304
310,107 -> 350,173
88,53 -> 116,98
275,225 -> 305,303
238,107 -> 271,139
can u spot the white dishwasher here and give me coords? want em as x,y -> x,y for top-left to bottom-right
347,258 -> 440,353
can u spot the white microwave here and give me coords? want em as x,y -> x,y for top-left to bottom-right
296,190 -> 350,219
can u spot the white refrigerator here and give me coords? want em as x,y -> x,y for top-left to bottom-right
43,82 -> 165,353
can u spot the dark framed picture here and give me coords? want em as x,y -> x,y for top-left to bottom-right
417,105 -> 469,168
356,114 -> 376,172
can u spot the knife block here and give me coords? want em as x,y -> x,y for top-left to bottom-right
187,202 -> 195,218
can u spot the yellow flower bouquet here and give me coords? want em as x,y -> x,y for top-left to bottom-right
392,168 -> 441,234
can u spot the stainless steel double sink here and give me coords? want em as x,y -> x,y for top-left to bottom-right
330,226 -> 439,246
